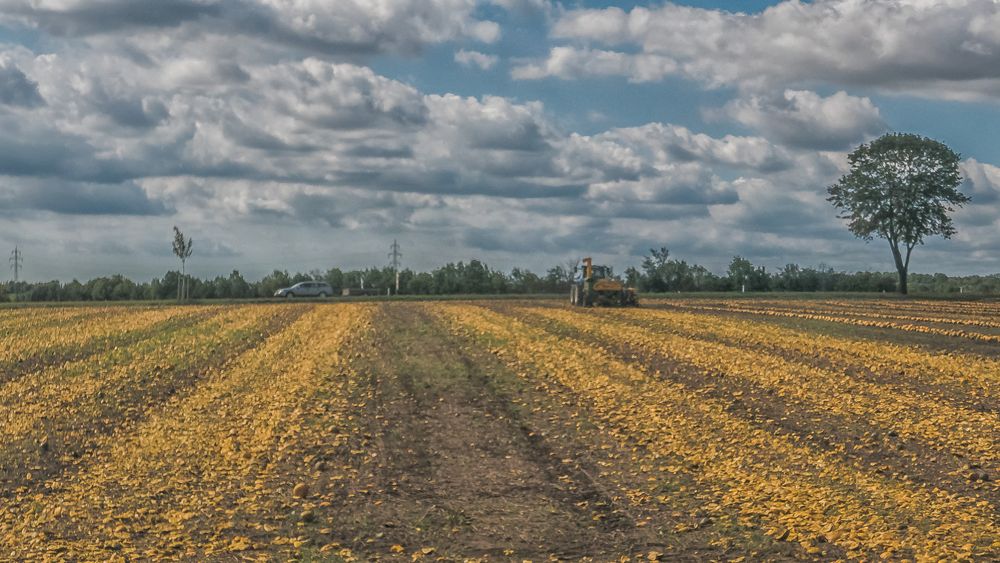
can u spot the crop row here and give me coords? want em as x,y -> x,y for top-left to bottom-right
521,305 -> 998,465
659,300 -> 1000,343
0,303 -> 373,560
677,298 -> 1000,318
599,306 -> 1000,406
436,304 -> 999,561
0,306 -> 202,374
709,299 -> 1000,330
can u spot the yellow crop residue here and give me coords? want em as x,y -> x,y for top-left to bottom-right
0,303 -> 373,561
0,305 -> 197,368
434,302 -> 1000,561
0,298 -> 996,560
523,305 -> 998,462
657,298 -> 1000,343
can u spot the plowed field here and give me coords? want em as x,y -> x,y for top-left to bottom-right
1,298 -> 997,561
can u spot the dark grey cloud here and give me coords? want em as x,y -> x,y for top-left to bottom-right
0,0 -> 499,60
0,119 -> 134,182
467,119 -> 551,152
0,63 -> 44,107
91,93 -> 169,129
0,179 -> 169,215
343,144 -> 414,159
0,0 -> 221,36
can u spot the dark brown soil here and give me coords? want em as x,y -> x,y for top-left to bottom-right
328,304 -> 756,560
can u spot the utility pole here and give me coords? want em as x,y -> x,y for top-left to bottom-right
388,239 -> 402,294
9,246 -> 22,283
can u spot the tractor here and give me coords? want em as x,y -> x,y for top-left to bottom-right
570,257 -> 638,307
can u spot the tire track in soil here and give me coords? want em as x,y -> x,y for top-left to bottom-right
337,304 -> 652,559
503,304 -> 1000,513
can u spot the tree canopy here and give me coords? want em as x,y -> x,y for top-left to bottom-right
827,133 -> 968,294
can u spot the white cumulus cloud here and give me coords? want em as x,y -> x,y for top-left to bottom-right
718,90 -> 887,150
517,0 -> 1000,101
454,49 -> 498,70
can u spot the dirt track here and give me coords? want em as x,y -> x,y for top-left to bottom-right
335,305 -> 657,559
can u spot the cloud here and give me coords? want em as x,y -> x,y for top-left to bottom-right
519,1 -> 1000,101
488,0 -> 551,16
710,177 -> 842,237
717,90 -> 887,150
0,60 -> 44,107
0,0 -> 501,57
0,178 -> 169,216
596,123 -> 795,174
512,46 -> 677,82
961,158 -> 1000,205
455,49 -> 498,70
461,218 -> 615,254
0,0 -> 220,35
0,114 -> 135,182
0,0 -> 998,279
252,59 -> 429,130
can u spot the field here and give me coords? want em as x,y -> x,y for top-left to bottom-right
1,298 -> 998,561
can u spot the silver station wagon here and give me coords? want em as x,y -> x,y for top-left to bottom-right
274,281 -> 334,298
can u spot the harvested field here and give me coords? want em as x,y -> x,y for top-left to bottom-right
1,298 -> 998,561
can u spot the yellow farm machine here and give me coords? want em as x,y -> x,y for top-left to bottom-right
570,257 -> 638,307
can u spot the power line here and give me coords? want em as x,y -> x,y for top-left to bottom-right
9,246 -> 22,283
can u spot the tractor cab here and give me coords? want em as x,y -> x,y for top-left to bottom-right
590,264 -> 613,279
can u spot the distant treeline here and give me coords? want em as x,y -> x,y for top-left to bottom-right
2,261 -> 570,302
2,249 -> 999,302
628,249 -> 999,294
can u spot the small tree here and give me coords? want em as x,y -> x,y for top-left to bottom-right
828,133 -> 968,294
171,226 -> 193,301
641,247 -> 671,292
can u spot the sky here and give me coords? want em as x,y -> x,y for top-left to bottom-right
1,0 -> 999,282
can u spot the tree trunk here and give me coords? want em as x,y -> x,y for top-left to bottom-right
889,242 -> 908,295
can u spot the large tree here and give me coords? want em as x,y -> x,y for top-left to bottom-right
828,133 -> 968,295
